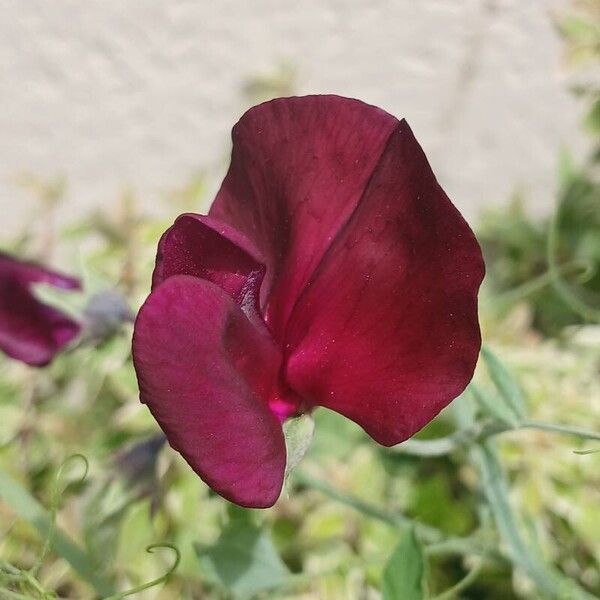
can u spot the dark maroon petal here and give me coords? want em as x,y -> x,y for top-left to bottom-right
0,252 -> 80,290
210,95 -> 399,340
132,275 -> 286,508
283,121 -> 485,446
152,213 -> 266,318
0,252 -> 81,366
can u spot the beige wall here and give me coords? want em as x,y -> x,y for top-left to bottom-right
0,0 -> 582,233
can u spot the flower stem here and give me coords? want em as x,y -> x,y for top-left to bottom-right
394,419 -> 600,458
393,421 -> 508,456
521,420 -> 600,442
429,560 -> 483,600
495,260 -> 589,309
294,470 -> 420,532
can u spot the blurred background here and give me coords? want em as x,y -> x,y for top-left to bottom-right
0,0 -> 591,226
1,1 -> 599,599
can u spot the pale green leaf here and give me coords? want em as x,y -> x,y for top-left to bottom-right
283,413 -> 315,478
470,382 -> 520,427
195,517 -> 290,600
382,526 -> 425,600
481,346 -> 527,418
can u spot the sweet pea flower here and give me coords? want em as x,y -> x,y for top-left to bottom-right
0,252 -> 81,366
133,95 -> 484,508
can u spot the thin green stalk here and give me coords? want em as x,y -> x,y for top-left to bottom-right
18,572 -> 47,597
394,419 -> 600,458
0,589 -> 33,600
294,470 -> 439,541
424,539 -> 503,563
293,471 -> 496,560
430,560 -> 483,600
495,261 -> 589,308
0,466 -> 114,597
521,420 -> 600,442
32,454 -> 89,577
392,421 -> 508,457
103,544 -> 179,600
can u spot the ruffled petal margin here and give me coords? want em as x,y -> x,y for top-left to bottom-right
284,121 -> 485,445
152,213 -> 266,319
210,95 -> 399,340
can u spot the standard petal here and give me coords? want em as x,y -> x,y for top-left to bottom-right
152,213 -> 266,318
283,121 -> 485,446
210,95 -> 399,340
132,275 -> 286,508
0,253 -> 81,366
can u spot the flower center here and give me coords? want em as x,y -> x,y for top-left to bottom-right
268,389 -> 304,422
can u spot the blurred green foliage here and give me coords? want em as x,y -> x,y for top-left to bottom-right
480,0 -> 600,337
1,4 -> 600,599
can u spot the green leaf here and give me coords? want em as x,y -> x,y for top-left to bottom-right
195,515 -> 290,600
308,409 -> 365,460
450,391 -> 477,429
382,526 -> 426,600
480,346 -> 527,418
283,413 -> 314,478
469,383 -> 519,427
0,466 -> 114,596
